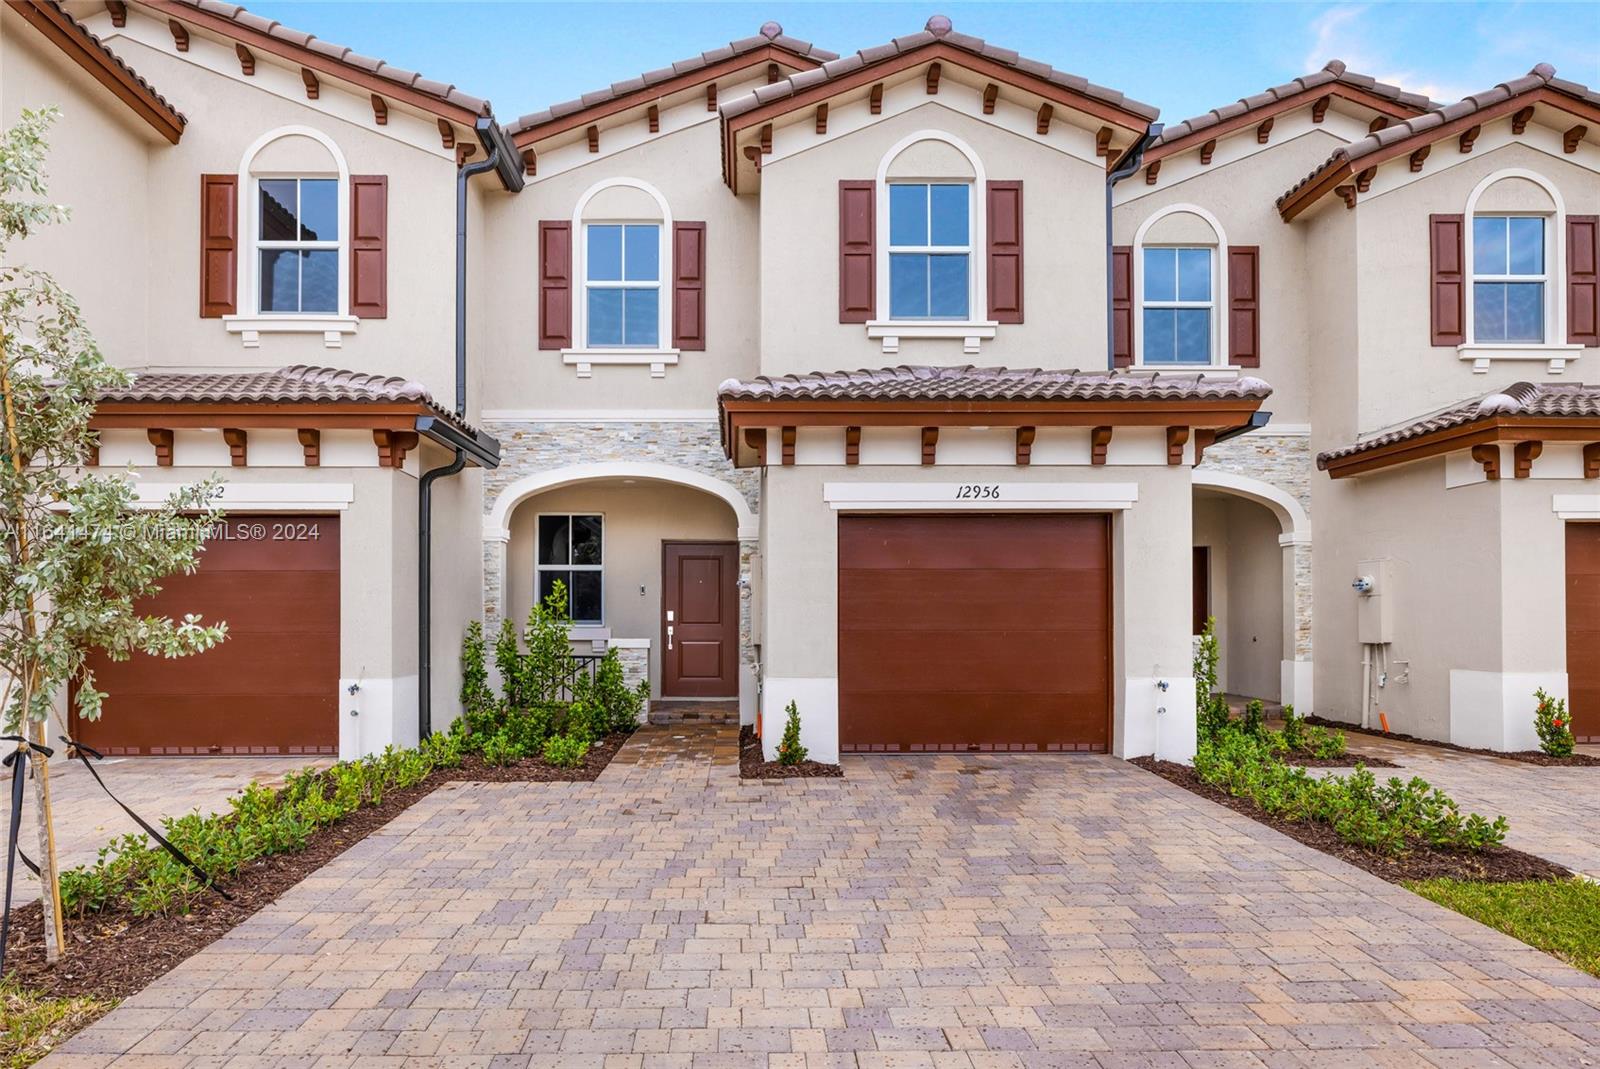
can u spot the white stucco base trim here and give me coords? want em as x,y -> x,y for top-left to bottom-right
1121,675 -> 1197,764
823,482 -> 1139,511
761,676 -> 839,764
739,664 -> 759,727
1448,669 -> 1562,752
1281,659 -> 1314,713
339,673 -> 417,761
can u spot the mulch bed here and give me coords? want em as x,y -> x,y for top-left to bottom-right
1131,756 -> 1570,885
1285,753 -> 1398,768
1,732 -> 633,1003
739,726 -> 841,779
1305,716 -> 1600,767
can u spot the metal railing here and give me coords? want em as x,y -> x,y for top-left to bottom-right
552,654 -> 602,702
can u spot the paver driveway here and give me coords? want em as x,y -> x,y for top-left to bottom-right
45,726 -> 1600,1068
1343,733 -> 1600,880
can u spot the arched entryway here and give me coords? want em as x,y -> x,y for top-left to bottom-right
483,462 -> 759,722
1192,470 -> 1313,710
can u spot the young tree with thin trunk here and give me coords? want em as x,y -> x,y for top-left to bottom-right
0,108 -> 227,961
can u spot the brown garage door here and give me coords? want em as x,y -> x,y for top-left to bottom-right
73,515 -> 340,755
1566,523 -> 1600,742
838,513 -> 1111,753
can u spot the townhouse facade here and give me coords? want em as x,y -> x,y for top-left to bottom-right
5,1 -> 1597,761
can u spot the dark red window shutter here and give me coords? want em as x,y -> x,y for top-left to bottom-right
839,180 -> 875,323
538,221 -> 571,349
672,221 -> 706,350
1111,245 -> 1133,367
986,180 -> 1023,324
1430,214 -> 1465,346
1227,245 -> 1260,367
1569,215 -> 1599,347
349,175 -> 387,319
199,174 -> 237,318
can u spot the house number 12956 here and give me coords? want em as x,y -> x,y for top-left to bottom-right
954,484 -> 1000,500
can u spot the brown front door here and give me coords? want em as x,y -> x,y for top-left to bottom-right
838,513 -> 1112,753
662,540 -> 738,698
72,515 -> 340,755
1566,524 -> 1600,741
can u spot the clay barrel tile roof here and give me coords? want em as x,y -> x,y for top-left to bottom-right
507,23 -> 838,135
717,365 -> 1272,404
1278,64 -> 1599,211
1153,59 -> 1434,146
172,0 -> 491,117
1316,381 -> 1600,467
718,17 -> 1159,124
17,1 -> 186,131
99,364 -> 480,434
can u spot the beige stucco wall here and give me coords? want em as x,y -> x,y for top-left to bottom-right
1347,141 -> 1600,433
503,479 -> 738,698
1222,496 -> 1285,701
758,103 -> 1110,374
1115,129 -> 1345,426
480,117 -> 759,413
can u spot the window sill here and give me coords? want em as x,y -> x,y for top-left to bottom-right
865,321 -> 999,355
223,315 -> 360,350
1456,343 -> 1583,375
1126,363 -> 1249,378
561,348 -> 681,379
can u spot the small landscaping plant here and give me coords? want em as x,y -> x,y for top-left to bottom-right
776,700 -> 808,766
1242,698 -> 1266,738
481,732 -> 523,767
459,620 -> 495,715
1534,687 -> 1575,758
542,733 -> 590,768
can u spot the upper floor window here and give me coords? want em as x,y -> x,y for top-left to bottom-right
257,178 -> 339,314
585,223 -> 660,348
1142,247 -> 1212,364
888,182 -> 970,319
1473,215 -> 1545,343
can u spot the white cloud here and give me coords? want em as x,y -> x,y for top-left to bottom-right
1300,3 -> 1477,103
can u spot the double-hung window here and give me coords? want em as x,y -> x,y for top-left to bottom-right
1473,215 -> 1545,343
585,223 -> 659,347
1142,247 -> 1212,364
888,183 -> 970,319
257,178 -> 338,314
536,514 -> 603,624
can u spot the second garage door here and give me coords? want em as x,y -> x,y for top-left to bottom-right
838,513 -> 1111,753
72,515 -> 340,756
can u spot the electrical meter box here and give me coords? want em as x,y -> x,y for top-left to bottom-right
1356,558 -> 1394,643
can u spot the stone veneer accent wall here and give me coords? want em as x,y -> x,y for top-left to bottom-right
480,419 -> 760,685
1197,432 -> 1314,661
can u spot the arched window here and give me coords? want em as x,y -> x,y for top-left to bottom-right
237,127 -> 349,319
571,178 -> 672,352
1132,204 -> 1230,367
1463,169 -> 1565,347
876,132 -> 987,324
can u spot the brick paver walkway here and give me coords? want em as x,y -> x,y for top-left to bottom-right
12,754 -> 333,906
44,725 -> 1600,1067
1344,733 -> 1600,880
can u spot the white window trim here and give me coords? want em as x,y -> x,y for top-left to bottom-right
1459,168 -> 1581,375
535,511 -> 605,626
562,177 -> 680,376
867,131 -> 999,353
223,126 -> 358,350
1130,203 -> 1233,370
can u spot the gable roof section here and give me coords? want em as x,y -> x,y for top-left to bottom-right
8,0 -> 185,143
1318,381 -> 1600,478
507,23 -> 835,145
719,16 -> 1157,189
142,0 -> 491,124
1144,59 -> 1433,165
1278,64 -> 1600,221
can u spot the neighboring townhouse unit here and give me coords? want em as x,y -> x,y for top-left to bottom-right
6,2 -> 1598,761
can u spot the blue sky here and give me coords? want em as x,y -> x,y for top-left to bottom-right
247,2 -> 1600,126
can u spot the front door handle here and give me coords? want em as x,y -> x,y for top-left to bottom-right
667,624 -> 674,651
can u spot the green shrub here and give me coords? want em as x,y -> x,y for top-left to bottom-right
494,617 -> 523,707
523,580 -> 573,703
460,620 -> 495,715
481,732 -> 523,767
578,647 -> 649,733
1242,698 -> 1265,738
563,697 -> 602,743
1306,724 -> 1347,759
1535,688 -> 1575,757
1280,703 -> 1303,750
542,733 -> 590,768
1194,616 -> 1219,706
777,700 -> 808,765
1196,693 -> 1230,744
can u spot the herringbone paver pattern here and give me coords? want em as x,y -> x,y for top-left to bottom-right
43,725 -> 1600,1067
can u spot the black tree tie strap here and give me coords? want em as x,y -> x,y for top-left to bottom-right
0,735 -> 51,978
58,737 -> 231,901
